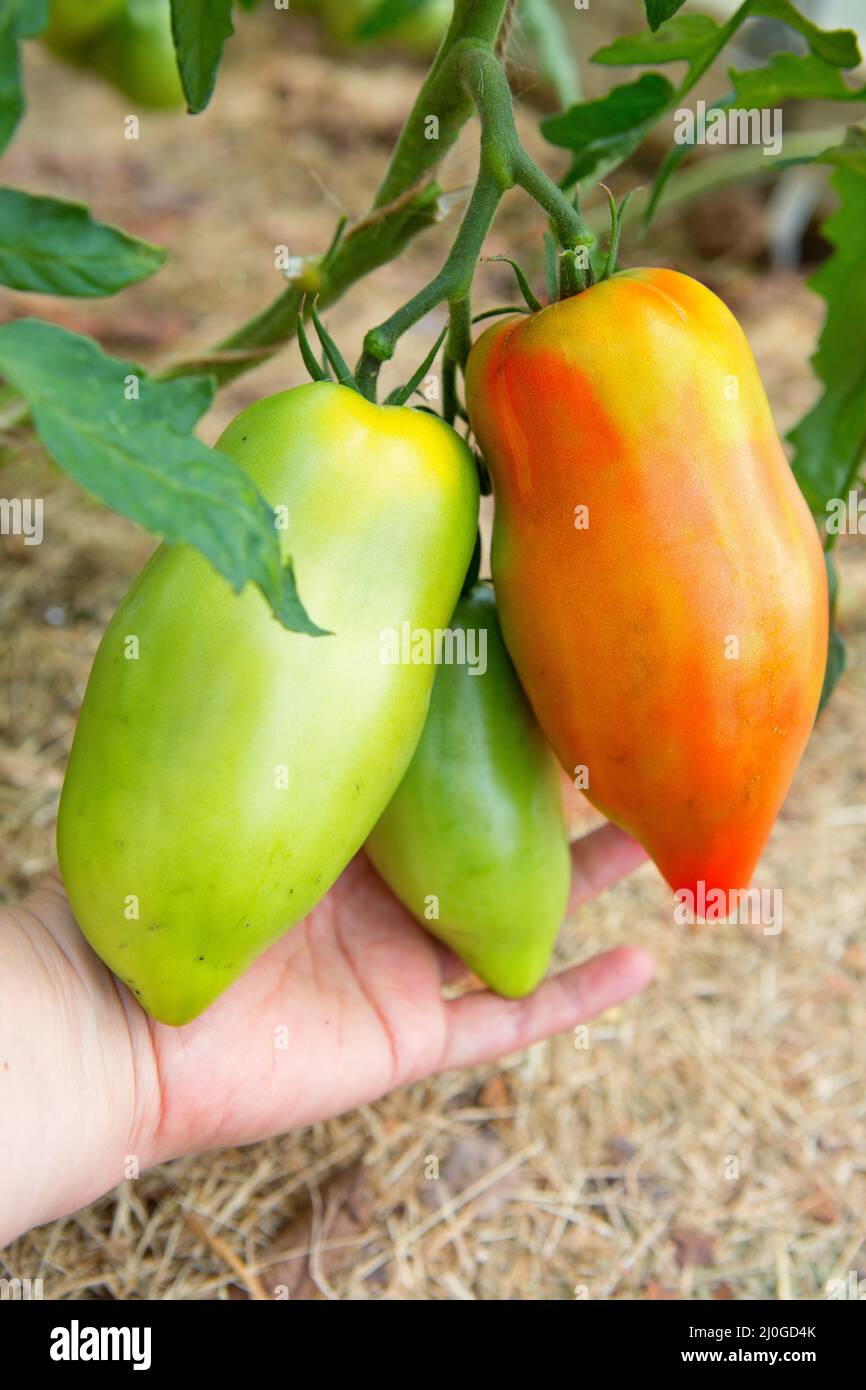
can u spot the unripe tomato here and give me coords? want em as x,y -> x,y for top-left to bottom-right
42,0 -> 126,55
89,0 -> 185,109
320,0 -> 452,57
57,384 -> 479,1024
466,269 -> 828,902
367,585 -> 571,996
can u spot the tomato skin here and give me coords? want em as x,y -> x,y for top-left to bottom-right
465,269 -> 828,900
42,0 -> 126,54
366,585 -> 570,996
320,0 -> 452,56
57,384 -> 479,1025
89,0 -> 184,109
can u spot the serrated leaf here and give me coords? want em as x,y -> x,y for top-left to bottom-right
0,320 -> 324,635
541,72 -> 674,185
0,0 -> 49,155
170,0 -> 234,114
637,3 -> 862,235
646,1 -> 686,32
0,187 -> 167,296
730,51 -> 866,107
789,128 -> 866,515
744,0 -> 860,69
594,15 -> 720,68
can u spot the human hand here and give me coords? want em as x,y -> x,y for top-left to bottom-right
0,824 -> 652,1246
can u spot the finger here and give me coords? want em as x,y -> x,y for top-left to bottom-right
429,938 -> 473,985
438,945 -> 654,1073
568,822 -> 648,913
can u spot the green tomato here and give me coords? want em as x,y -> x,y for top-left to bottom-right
320,0 -> 452,57
42,0 -> 127,57
89,0 -> 185,109
57,383 -> 479,1025
366,585 -> 571,997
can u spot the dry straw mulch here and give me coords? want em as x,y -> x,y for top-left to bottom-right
2,11 -> 865,1300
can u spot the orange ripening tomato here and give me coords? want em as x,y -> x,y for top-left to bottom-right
465,268 -> 828,904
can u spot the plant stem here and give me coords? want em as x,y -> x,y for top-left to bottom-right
374,0 -> 509,208
354,41 -> 595,399
443,295 -> 472,422
162,0 -> 510,387
356,167 -> 502,399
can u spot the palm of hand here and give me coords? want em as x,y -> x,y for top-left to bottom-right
21,825 -> 651,1175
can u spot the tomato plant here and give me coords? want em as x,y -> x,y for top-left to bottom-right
1,0 -> 863,1019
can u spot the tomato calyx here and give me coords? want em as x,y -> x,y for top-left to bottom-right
598,184 -> 637,283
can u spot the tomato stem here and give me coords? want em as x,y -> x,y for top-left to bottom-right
355,41 -> 595,401
483,256 -> 543,313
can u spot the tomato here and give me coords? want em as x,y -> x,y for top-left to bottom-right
465,269 -> 828,902
89,0 -> 185,109
42,0 -> 126,55
366,585 -> 571,995
57,383 -> 479,1024
320,0 -> 452,58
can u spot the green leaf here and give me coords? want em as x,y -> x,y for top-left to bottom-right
594,15 -> 720,68
0,188 -> 167,296
819,551 -> 845,712
296,310 -> 329,384
169,0 -> 235,114
541,72 -> 674,185
310,303 -> 356,388
564,0 -> 860,194
789,129 -> 866,515
0,320 -> 324,635
730,51 -> 866,107
638,9 -> 863,234
0,0 -> 49,155
600,2 -> 858,84
743,0 -> 860,69
646,1 -> 686,32
386,322 -> 448,406
484,256 -> 542,313
821,626 -> 846,710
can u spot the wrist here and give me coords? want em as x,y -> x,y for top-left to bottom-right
0,881 -> 161,1246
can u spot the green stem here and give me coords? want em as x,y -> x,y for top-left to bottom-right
443,295 -> 472,422
355,41 -> 595,399
162,0 -> 510,387
374,0 -> 509,208
356,167 -> 502,399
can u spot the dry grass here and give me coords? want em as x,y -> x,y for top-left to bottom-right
1,10 -> 865,1300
